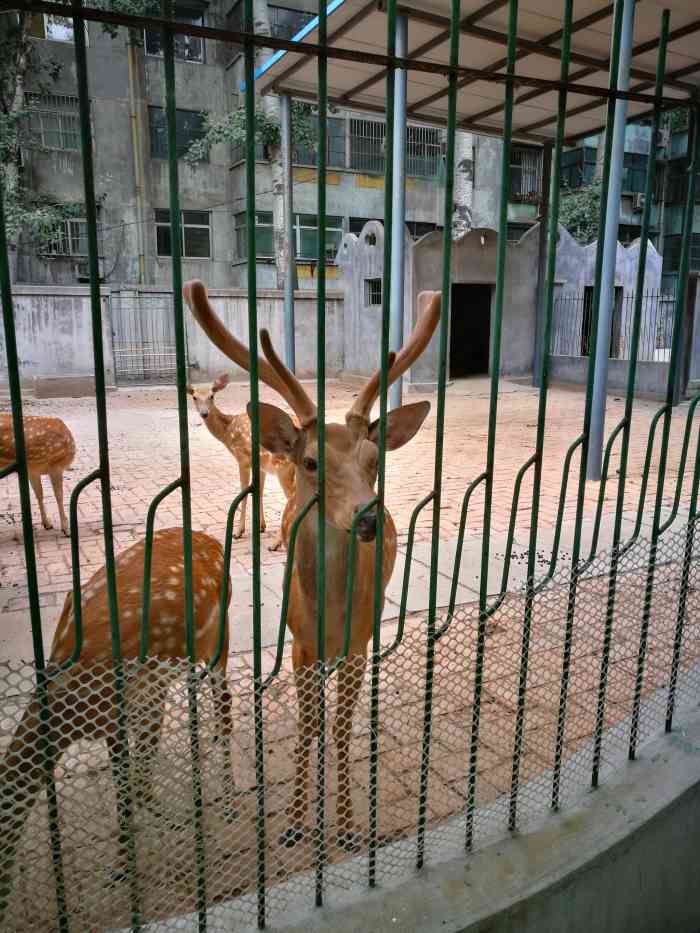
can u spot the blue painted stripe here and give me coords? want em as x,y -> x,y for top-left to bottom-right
240,0 -> 347,91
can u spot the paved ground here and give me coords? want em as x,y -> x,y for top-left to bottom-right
0,376 -> 695,659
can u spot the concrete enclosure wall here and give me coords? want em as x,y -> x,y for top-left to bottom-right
0,286 -> 116,387
0,287 -> 344,389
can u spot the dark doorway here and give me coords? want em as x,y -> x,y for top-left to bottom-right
450,284 -> 492,378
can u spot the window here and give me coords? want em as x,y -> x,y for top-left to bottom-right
560,146 -> 597,189
622,152 -> 648,194
145,8 -> 204,62
663,159 -> 700,206
25,93 -> 80,151
156,209 -> 211,258
510,146 -> 542,202
44,218 -> 91,256
269,4 -> 315,39
27,13 -> 84,42
149,107 -> 207,159
406,221 -> 440,239
364,278 -> 382,307
293,116 -> 346,168
295,213 -> 344,260
406,126 -> 442,178
507,222 -> 534,242
350,118 -> 385,173
226,0 -> 244,58
235,211 -> 274,258
662,234 -> 700,275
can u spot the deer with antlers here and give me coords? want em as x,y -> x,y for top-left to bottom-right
0,527 -> 235,911
187,374 -> 296,550
183,279 -> 440,849
0,414 -> 75,536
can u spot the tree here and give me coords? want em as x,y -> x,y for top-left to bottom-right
559,180 -> 602,245
183,0 -> 314,288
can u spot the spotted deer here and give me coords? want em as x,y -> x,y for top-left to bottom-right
0,414 -> 75,536
0,527 -> 234,910
184,278 -> 440,849
188,374 -> 296,551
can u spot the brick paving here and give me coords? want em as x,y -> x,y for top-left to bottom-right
1,377 -> 699,930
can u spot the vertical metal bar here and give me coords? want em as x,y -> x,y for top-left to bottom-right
0,165 -> 69,932
587,0 -> 636,480
242,0 -> 266,922
629,98 -> 699,761
367,0 -> 396,885
589,14 -> 670,789
509,0 -> 573,830
72,3 -> 140,925
314,0 -> 328,907
665,424 -> 700,732
161,3 -> 206,925
388,13 -> 408,412
281,93 -> 297,372
464,0 -> 518,852
532,142 -> 552,389
547,0 -> 626,806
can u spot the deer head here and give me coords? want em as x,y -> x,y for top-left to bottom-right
186,373 -> 231,421
182,281 -> 440,540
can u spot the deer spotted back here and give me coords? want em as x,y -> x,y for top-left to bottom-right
50,528 -> 230,667
0,415 -> 75,473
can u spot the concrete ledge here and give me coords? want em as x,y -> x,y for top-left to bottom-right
33,375 -> 99,398
275,708 -> 700,933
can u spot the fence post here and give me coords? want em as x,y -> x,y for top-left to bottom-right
389,12 -> 408,411
281,93 -> 297,373
533,142 -> 553,388
587,0 -> 636,480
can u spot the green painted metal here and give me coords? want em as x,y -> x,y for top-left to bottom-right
465,0 -> 519,853
66,469 -> 101,668
241,0 -> 267,922
628,96 -> 700,763
509,0 -> 574,829
414,0 -> 460,868
209,487 -> 252,672
161,3 -> 208,923
262,495 -> 318,689
658,392 -> 700,535
590,12 -> 671,788
442,474 -> 488,638
0,150 -> 68,933
73,2 -> 140,924
139,478 -> 183,660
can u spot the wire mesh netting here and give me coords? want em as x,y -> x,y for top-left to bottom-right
1,518 -> 698,931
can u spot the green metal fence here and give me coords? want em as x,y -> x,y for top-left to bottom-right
1,0 -> 700,931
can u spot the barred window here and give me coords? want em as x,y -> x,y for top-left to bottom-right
293,116 -> 345,169
406,125 -> 442,178
560,146 -> 597,189
43,218 -> 91,256
156,209 -> 211,259
269,4 -> 315,39
510,146 -> 542,202
27,13 -> 85,42
364,278 -> 382,307
349,118 -> 385,173
149,107 -> 207,160
145,7 -> 205,62
25,93 -> 81,151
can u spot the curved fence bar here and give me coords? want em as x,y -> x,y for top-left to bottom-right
658,392 -> 700,535
64,469 -> 102,669
440,473 -> 488,639
584,416 -> 628,566
139,478 -> 183,660
261,495 -> 318,690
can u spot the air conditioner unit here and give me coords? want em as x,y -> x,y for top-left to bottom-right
632,192 -> 645,212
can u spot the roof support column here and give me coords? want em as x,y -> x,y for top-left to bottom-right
281,92 -> 297,372
389,12 -> 408,410
533,141 -> 553,387
587,0 -> 636,479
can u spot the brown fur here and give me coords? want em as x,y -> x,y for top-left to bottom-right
0,414 -> 75,536
188,376 -> 296,550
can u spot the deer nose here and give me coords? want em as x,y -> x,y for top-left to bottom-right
355,506 -> 377,542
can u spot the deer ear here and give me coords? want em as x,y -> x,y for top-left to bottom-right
368,401 -> 430,452
186,384 -> 195,396
211,373 -> 231,393
248,402 -> 302,457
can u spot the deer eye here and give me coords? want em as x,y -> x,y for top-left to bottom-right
303,456 -> 317,472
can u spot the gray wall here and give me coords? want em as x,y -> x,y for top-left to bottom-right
0,286 -> 115,386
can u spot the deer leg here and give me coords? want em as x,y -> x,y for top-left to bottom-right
210,666 -> 237,822
48,468 -> 69,537
28,471 -> 51,530
234,462 -> 249,539
334,655 -> 367,851
269,466 -> 294,552
281,646 -> 321,847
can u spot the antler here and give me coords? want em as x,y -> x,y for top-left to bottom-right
183,280 -> 315,424
346,290 -> 442,429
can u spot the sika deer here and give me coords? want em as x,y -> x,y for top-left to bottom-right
0,414 -> 75,536
188,374 -> 296,550
184,279 -> 440,849
0,527 -> 235,912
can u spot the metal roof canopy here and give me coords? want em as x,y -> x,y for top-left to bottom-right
253,0 -> 700,144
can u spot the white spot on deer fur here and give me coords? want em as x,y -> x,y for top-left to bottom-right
164,590 -> 177,601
